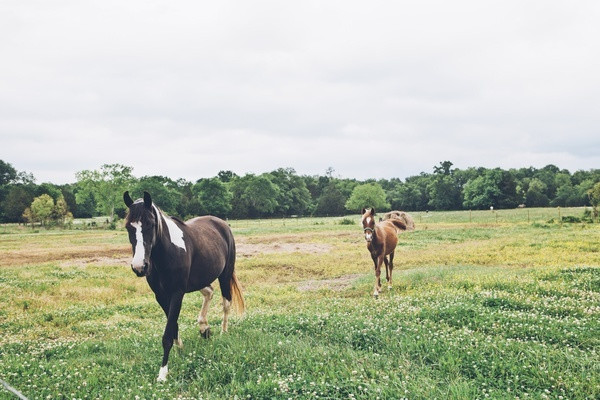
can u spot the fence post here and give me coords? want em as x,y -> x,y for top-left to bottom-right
469,209 -> 472,223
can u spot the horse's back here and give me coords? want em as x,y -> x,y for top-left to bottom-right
184,216 -> 235,291
378,221 -> 400,256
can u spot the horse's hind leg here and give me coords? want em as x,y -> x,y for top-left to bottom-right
218,275 -> 233,333
197,285 -> 214,338
388,251 -> 395,290
383,256 -> 390,286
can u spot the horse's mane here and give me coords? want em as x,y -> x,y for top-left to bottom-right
170,215 -> 185,225
125,201 -> 186,227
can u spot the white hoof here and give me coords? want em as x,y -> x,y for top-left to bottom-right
388,285 -> 393,290
157,365 -> 168,382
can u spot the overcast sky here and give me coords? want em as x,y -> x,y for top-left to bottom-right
1,1 -> 599,184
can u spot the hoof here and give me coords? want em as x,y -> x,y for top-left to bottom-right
388,285 -> 393,290
201,327 -> 212,339
373,293 -> 379,299
174,338 -> 183,349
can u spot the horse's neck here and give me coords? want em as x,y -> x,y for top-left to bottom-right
371,224 -> 381,244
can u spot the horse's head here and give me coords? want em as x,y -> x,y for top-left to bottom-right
124,191 -> 159,277
361,208 -> 376,242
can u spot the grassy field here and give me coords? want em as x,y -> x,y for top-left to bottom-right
0,208 -> 599,399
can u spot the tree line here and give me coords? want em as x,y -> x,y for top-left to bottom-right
1,159 -> 600,224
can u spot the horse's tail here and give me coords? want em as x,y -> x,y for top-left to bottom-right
230,271 -> 245,316
225,229 -> 245,316
389,219 -> 407,232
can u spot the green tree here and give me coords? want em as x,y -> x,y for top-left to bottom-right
229,174 -> 280,218
51,196 -> 72,226
2,185 -> 36,223
525,178 -> 550,207
192,178 -> 232,218
588,182 -> 600,221
75,164 -> 135,220
345,183 -> 390,213
314,182 -> 347,216
29,194 -> 55,226
0,160 -> 18,186
427,175 -> 462,210
269,168 -> 312,216
133,176 -> 181,216
463,169 -> 502,209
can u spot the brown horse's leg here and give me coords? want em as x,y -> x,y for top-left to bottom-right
197,286 -> 214,338
388,251 -> 395,289
383,256 -> 390,285
373,256 -> 383,298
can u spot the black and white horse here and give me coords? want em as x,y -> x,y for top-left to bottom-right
123,191 -> 244,381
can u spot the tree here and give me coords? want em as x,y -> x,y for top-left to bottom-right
525,178 -> 550,207
75,164 -> 135,220
0,160 -> 18,186
588,182 -> 600,222
29,194 -> 54,226
192,178 -> 232,218
345,183 -> 390,213
463,169 -> 502,209
1,185 -> 35,222
133,176 -> 181,216
268,168 -> 312,216
217,170 -> 238,183
314,182 -> 347,216
229,174 -> 280,218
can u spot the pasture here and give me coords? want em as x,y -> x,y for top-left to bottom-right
1,208 -> 599,399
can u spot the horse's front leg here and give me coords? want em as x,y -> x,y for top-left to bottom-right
157,291 -> 185,382
373,256 -> 383,298
155,292 -> 183,349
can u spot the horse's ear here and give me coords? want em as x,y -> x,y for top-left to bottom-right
370,208 -> 375,216
143,191 -> 152,209
361,208 -> 366,215
124,191 -> 133,207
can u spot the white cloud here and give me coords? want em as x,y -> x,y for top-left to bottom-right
1,1 -> 600,183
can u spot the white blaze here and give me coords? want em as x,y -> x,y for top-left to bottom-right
164,216 -> 186,251
131,221 -> 145,269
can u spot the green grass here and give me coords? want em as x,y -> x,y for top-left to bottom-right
1,208 -> 599,399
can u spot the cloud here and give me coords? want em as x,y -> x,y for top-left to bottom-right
1,1 -> 600,183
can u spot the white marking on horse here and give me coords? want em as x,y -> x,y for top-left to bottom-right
130,221 -> 145,271
153,204 -> 186,251
157,365 -> 168,382
366,217 -> 371,225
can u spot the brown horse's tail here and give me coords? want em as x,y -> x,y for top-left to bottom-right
230,271 -> 246,316
389,219 -> 407,232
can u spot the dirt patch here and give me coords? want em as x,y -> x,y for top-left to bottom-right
236,242 -> 332,257
297,274 -> 363,291
59,256 -> 131,267
0,246 -> 129,267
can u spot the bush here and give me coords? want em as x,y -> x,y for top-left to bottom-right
338,218 -> 355,225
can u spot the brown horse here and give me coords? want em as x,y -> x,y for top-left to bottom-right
361,208 -> 407,298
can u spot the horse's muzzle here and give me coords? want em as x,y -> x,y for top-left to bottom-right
131,262 -> 149,277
